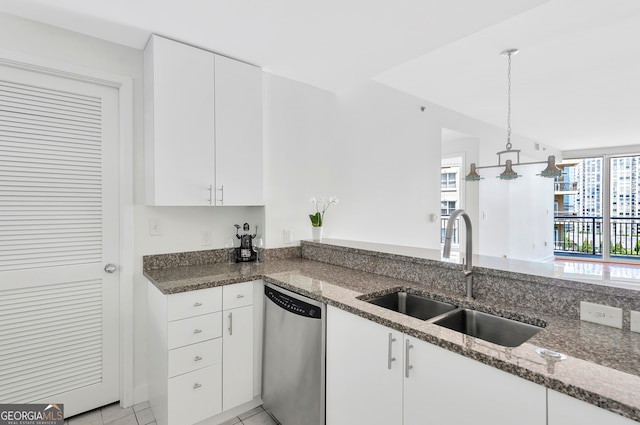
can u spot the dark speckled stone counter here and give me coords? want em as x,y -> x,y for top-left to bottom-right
144,250 -> 640,422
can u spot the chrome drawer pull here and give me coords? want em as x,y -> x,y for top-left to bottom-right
194,356 -> 203,362
193,383 -> 202,390
236,294 -> 245,298
193,302 -> 203,307
228,312 -> 233,336
193,329 -> 202,334
387,333 -> 397,370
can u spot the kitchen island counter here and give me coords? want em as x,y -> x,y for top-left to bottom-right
144,252 -> 640,422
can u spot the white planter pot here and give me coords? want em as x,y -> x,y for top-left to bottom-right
311,226 -> 323,241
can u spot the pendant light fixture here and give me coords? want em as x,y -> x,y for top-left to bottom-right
464,48 -> 562,181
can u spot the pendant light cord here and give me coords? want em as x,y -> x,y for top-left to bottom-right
506,51 -> 512,151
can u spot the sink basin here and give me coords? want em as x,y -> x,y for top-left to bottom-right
366,291 -> 457,321
434,309 -> 543,347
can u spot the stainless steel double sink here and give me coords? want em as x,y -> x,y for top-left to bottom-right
364,290 -> 543,347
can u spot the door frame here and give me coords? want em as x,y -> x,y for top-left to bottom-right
0,49 -> 135,407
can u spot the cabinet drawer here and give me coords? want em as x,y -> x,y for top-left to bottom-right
168,364 -> 222,425
168,338 -> 222,378
168,286 -> 222,321
168,312 -> 222,349
223,281 -> 253,309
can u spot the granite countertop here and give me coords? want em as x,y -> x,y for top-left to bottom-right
144,258 -> 640,422
314,239 -> 640,291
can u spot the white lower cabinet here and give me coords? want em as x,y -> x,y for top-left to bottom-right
548,389 -> 637,425
168,364 -> 222,425
148,280 -> 258,425
326,306 -> 403,425
326,306 -> 546,425
222,282 -> 254,410
404,334 -> 546,425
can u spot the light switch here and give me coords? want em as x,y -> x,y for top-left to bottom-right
149,219 -> 162,236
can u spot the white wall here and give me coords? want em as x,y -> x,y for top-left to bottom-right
263,74 -> 338,247
265,78 -> 444,249
330,82 -> 442,247
478,164 -> 555,261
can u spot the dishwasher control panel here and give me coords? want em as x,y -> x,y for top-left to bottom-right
265,286 -> 322,319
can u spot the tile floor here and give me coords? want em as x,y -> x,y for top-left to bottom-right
65,403 -> 280,425
220,406 -> 281,425
66,401 -> 155,425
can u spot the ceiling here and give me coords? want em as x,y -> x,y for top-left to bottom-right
0,0 -> 638,152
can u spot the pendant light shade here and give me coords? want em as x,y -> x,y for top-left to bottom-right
498,160 -> 520,180
538,155 -> 563,178
465,163 -> 482,181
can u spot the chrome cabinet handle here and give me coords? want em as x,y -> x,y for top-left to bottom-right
405,339 -> 414,378
228,312 -> 233,335
193,383 -> 202,389
217,185 -> 224,204
387,333 -> 397,370
193,302 -> 202,307
194,356 -> 203,362
236,294 -> 245,299
208,185 -> 213,205
193,329 -> 202,334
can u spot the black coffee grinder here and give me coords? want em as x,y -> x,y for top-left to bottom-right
234,223 -> 257,262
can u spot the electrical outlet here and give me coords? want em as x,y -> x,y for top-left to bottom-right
283,229 -> 292,244
201,230 -> 212,246
149,219 -> 162,236
631,311 -> 640,333
580,301 -> 623,329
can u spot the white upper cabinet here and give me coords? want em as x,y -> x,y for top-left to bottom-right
214,55 -> 264,206
144,35 -> 263,206
144,35 -> 216,206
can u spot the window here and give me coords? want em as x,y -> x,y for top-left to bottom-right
554,154 -> 640,261
440,158 -> 462,245
441,172 -> 457,190
441,201 -> 456,216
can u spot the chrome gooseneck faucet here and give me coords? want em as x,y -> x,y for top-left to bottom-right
442,209 -> 473,299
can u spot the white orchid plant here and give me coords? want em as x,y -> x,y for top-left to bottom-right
309,196 -> 339,227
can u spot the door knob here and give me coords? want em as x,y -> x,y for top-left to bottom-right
104,263 -> 117,273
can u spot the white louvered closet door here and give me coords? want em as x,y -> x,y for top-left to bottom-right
0,64 -> 119,417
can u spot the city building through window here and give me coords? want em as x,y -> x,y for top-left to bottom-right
554,154 -> 640,261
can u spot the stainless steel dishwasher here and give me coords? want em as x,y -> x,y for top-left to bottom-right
262,283 -> 325,425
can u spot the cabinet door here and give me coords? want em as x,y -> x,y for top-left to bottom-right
214,55 -> 263,206
222,305 -> 254,410
548,389 -> 637,425
403,336 -> 546,425
144,35 -> 215,206
326,306 -> 403,425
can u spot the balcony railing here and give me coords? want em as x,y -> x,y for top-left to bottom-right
554,181 -> 578,192
440,216 -> 459,245
554,216 -> 640,258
